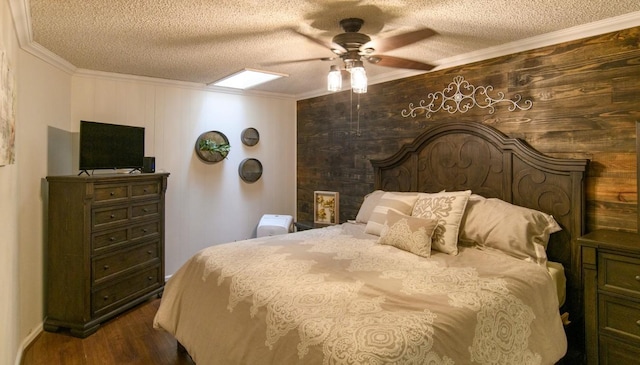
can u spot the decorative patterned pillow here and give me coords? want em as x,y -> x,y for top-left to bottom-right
378,210 -> 439,258
364,192 -> 420,236
459,197 -> 561,265
355,190 -> 385,223
412,190 -> 471,255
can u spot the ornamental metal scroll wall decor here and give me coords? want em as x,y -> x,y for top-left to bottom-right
401,75 -> 533,119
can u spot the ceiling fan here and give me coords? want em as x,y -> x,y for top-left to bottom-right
285,17 -> 436,93
295,17 -> 437,71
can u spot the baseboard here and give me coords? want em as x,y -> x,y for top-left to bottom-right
15,322 -> 43,365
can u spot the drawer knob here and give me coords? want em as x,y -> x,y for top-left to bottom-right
635,275 -> 640,281
142,228 -> 148,233
144,188 -> 148,193
147,250 -> 153,255
637,320 -> 640,326
110,192 -> 115,196
109,236 -> 116,241
110,214 -> 115,219
143,208 -> 149,213
103,265 -> 110,270
148,276 -> 154,280
103,295 -> 109,300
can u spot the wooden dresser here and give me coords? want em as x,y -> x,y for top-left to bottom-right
45,173 -> 169,337
579,229 -> 640,364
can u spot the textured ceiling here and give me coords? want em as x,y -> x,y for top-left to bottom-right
27,0 -> 640,98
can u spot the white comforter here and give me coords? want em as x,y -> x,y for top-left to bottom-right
154,223 -> 566,364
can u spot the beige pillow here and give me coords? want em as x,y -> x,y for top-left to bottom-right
412,190 -> 471,255
365,192 -> 420,236
378,210 -> 438,258
355,190 -> 385,223
459,197 -> 561,265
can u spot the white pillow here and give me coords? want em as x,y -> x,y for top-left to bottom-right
412,190 -> 471,255
378,210 -> 438,258
365,192 -> 420,236
459,197 -> 561,266
355,190 -> 385,223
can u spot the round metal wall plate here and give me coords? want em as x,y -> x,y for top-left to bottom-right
241,127 -> 260,146
238,158 -> 263,183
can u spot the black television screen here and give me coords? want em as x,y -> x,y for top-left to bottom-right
79,121 -> 145,171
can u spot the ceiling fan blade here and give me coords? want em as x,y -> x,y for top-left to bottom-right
366,55 -> 436,71
261,57 -> 336,66
362,28 -> 436,53
295,30 -> 347,54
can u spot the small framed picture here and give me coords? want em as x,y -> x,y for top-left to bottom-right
314,191 -> 339,225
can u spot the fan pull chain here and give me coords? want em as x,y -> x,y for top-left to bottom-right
356,92 -> 361,137
349,88 -> 361,137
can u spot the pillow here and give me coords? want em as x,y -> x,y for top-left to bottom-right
378,210 -> 438,258
459,197 -> 561,265
412,190 -> 471,255
364,192 -> 420,236
355,190 -> 385,223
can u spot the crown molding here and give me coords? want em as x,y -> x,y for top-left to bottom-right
73,69 -> 296,100
296,11 -> 640,100
9,0 -> 76,74
8,0 -> 31,47
432,11 -> 640,71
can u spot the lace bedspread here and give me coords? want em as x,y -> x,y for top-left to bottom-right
154,223 -> 566,365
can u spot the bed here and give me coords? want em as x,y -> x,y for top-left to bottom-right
154,122 -> 588,364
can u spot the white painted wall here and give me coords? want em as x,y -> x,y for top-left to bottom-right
70,75 -> 297,275
3,0 -> 76,362
16,46 -> 73,360
0,0 -> 20,363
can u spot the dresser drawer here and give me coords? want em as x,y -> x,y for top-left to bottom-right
92,241 -> 160,283
92,265 -> 162,316
599,252 -> 640,299
131,202 -> 160,219
130,221 -> 160,240
93,227 -> 129,251
94,184 -> 129,202
93,206 -> 129,229
599,334 -> 640,365
599,294 -> 640,343
131,181 -> 160,198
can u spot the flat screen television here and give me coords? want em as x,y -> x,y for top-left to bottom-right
79,121 -> 145,172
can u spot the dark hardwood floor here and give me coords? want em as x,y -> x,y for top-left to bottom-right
22,298 -> 194,365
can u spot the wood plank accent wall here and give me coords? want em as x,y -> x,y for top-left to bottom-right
297,26 -> 640,233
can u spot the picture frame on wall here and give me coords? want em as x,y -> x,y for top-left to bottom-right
314,191 -> 339,225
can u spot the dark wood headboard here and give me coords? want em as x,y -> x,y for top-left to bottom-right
371,122 -> 588,322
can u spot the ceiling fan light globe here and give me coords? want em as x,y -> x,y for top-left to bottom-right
327,65 -> 342,92
350,64 -> 367,94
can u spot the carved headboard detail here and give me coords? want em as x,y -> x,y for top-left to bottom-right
371,121 -> 588,318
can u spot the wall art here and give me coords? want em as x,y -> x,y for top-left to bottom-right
402,75 -> 532,119
0,49 -> 16,166
314,191 -> 339,225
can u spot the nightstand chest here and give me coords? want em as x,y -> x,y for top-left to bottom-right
294,221 -> 331,231
579,230 -> 640,364
45,173 -> 169,337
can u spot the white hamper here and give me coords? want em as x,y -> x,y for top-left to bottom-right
257,214 -> 293,237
